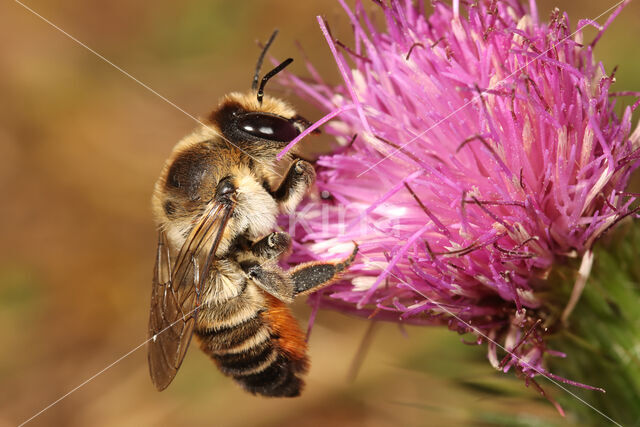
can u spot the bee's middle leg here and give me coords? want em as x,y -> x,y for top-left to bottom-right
250,232 -> 291,260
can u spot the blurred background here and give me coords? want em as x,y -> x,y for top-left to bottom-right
1,1 -> 638,426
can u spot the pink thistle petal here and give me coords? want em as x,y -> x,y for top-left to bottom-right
277,104 -> 356,159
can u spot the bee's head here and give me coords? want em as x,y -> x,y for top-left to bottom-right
208,92 -> 309,161
208,32 -> 310,162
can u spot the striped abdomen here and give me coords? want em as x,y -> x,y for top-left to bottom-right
196,293 -> 309,397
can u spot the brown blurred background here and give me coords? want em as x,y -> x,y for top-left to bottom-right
1,1 -> 638,426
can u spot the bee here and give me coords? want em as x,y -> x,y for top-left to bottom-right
147,31 -> 357,397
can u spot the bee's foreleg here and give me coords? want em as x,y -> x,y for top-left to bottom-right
271,159 -> 315,214
290,244 -> 358,296
250,232 -> 291,260
240,260 -> 295,303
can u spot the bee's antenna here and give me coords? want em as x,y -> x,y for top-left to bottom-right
257,58 -> 293,105
252,30 -> 279,91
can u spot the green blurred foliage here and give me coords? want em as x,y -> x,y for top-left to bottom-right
547,221 -> 640,426
0,1 -> 638,426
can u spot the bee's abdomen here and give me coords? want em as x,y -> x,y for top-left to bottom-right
214,339 -> 276,376
196,303 -> 309,397
231,353 -> 304,397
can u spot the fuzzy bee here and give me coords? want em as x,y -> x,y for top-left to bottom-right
147,31 -> 357,397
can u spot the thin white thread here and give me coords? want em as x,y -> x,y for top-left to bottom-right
356,253 -> 622,426
17,308 -> 197,427
12,0 -> 284,177
356,0 -> 628,177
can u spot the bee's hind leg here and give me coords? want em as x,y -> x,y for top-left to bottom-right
240,260 -> 294,303
240,243 -> 358,302
291,244 -> 358,296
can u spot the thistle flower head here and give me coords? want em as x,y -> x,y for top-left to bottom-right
280,0 -> 640,400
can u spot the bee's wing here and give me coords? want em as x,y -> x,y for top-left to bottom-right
147,200 -> 235,391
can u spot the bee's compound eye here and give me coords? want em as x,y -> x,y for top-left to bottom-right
237,113 -> 299,142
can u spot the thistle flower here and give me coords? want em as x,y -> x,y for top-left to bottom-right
279,0 -> 640,416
